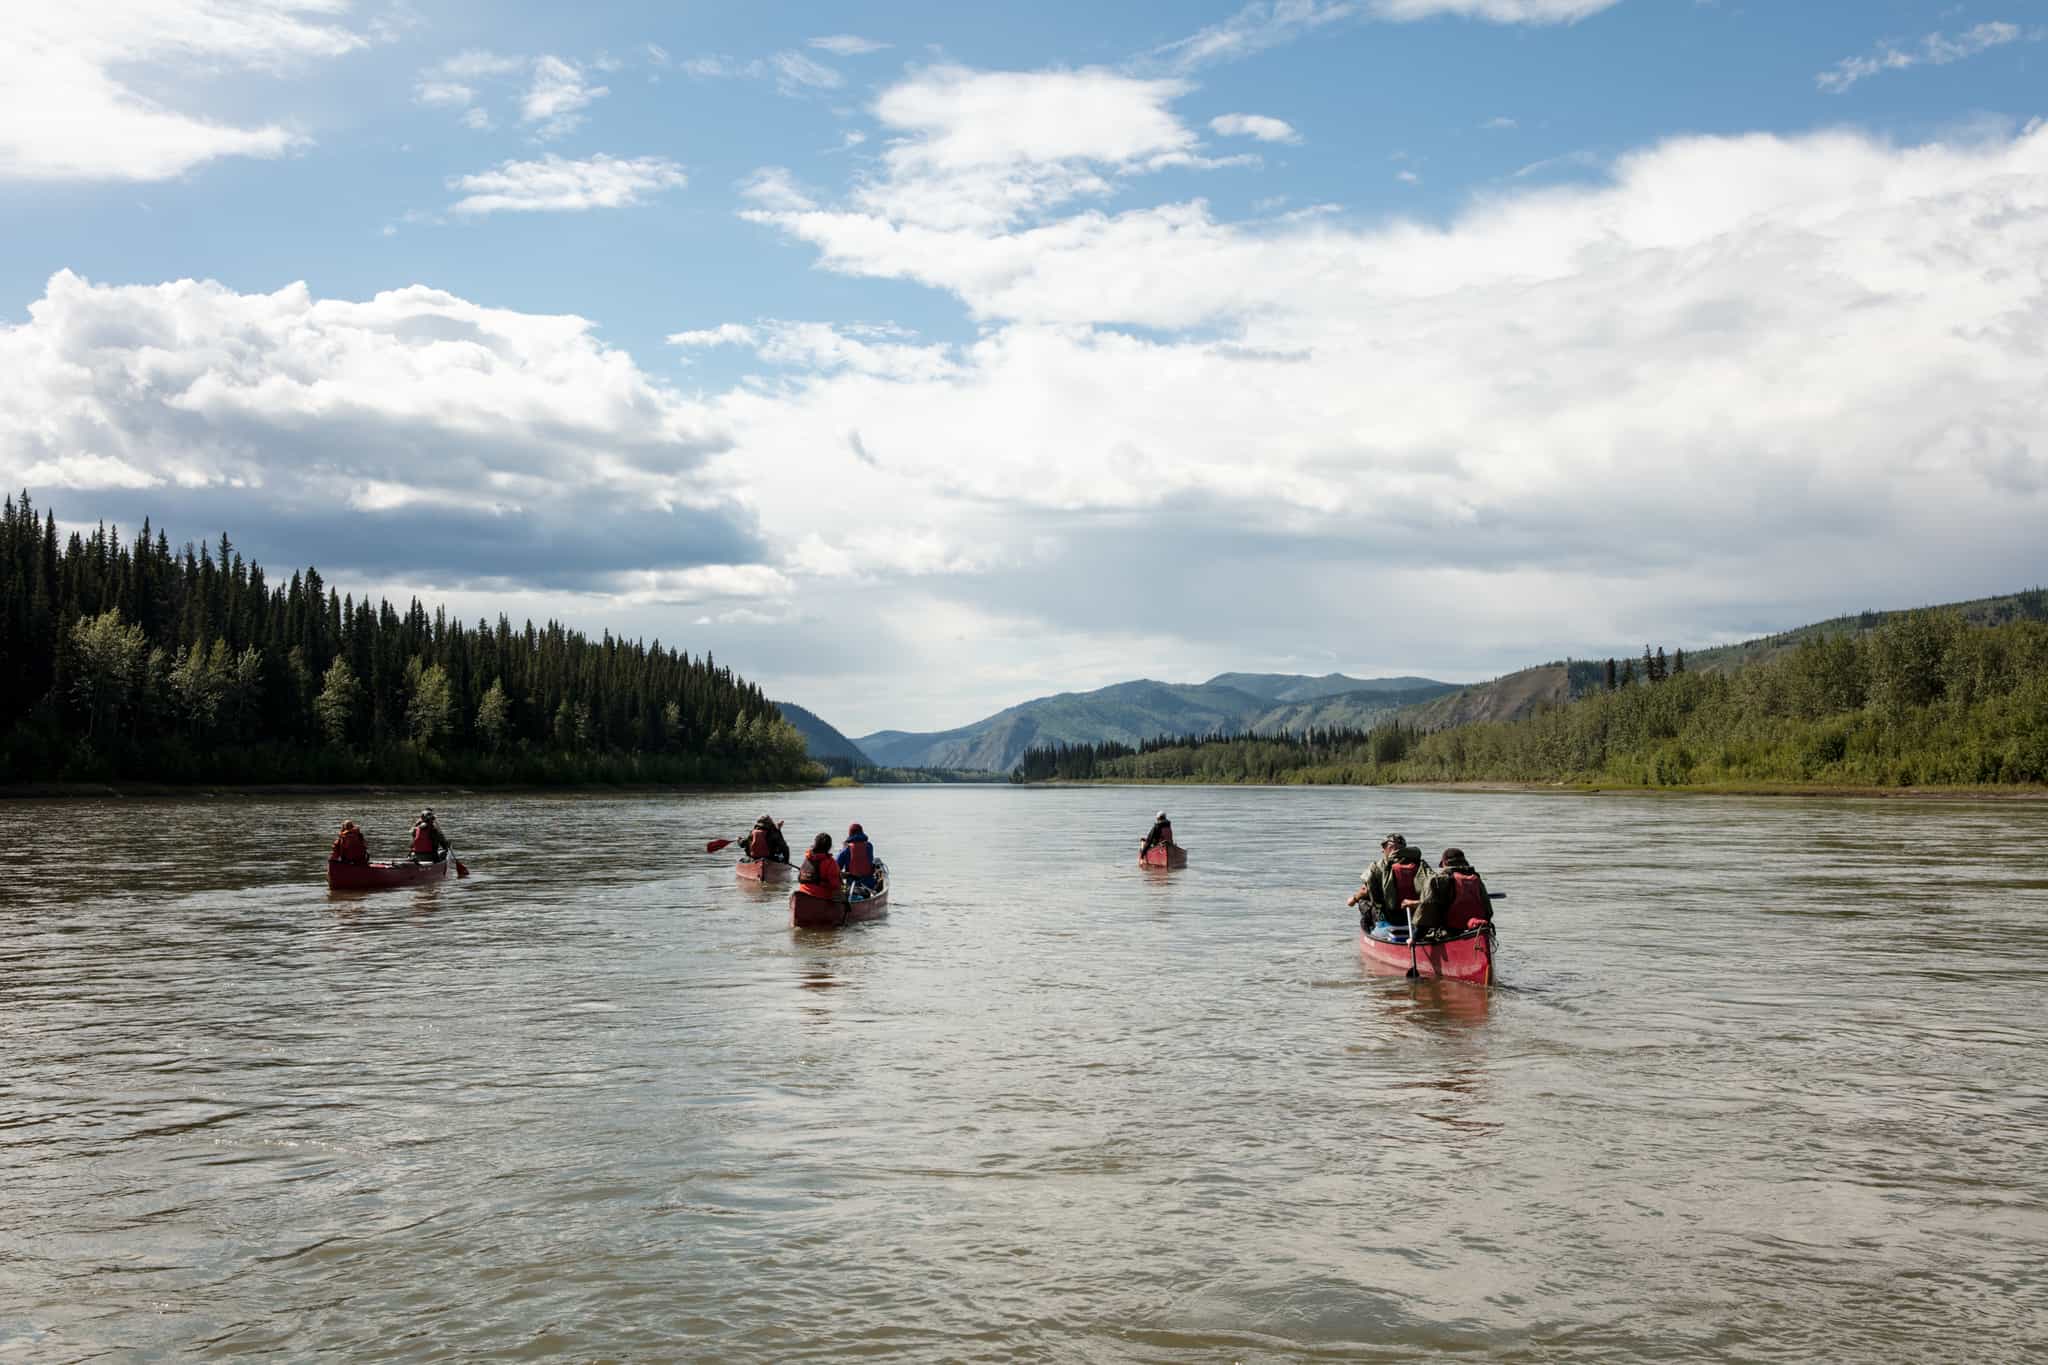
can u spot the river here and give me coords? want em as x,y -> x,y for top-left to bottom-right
3,785 -> 2046,1362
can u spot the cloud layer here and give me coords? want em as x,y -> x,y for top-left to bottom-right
0,1 -> 364,181
0,271 -> 753,587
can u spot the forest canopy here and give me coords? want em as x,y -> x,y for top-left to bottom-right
1,493 -> 818,786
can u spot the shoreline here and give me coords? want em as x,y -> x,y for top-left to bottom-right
1018,777 -> 2048,801
0,781 -> 819,801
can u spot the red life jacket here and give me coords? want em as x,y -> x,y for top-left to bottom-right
1390,861 -> 1420,903
1446,870 -> 1489,931
411,825 -> 435,856
747,828 -> 773,859
799,851 -> 840,896
331,829 -> 367,864
844,838 -> 873,877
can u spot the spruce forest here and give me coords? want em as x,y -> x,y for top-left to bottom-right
1015,606 -> 2048,790
0,495 -> 818,786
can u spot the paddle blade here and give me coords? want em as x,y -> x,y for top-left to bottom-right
455,860 -> 470,878
706,838 -> 733,853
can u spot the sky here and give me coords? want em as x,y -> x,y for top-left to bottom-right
3,1 -> 2046,737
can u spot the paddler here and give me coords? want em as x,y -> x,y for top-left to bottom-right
741,814 -> 791,863
798,832 -> 843,900
410,808 -> 449,863
330,819 -> 369,866
1140,811 -> 1174,853
1350,834 -> 1424,929
837,822 -> 880,890
1408,847 -> 1493,941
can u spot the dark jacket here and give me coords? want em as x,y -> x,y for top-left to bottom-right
1142,819 -> 1174,850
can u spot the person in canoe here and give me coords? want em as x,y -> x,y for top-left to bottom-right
798,832 -> 843,900
410,808 -> 450,863
1140,811 -> 1175,853
330,819 -> 369,866
1348,833 -> 1424,929
1407,847 -> 1492,941
741,815 -> 791,863
837,822 -> 880,890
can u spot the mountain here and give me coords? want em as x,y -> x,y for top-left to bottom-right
772,701 -> 873,767
1205,672 -> 1447,703
856,673 -> 1459,774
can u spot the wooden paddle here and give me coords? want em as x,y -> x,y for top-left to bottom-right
705,838 -> 733,853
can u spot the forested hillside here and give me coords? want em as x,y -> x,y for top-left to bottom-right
0,494 -> 817,786
1016,608 -> 2048,790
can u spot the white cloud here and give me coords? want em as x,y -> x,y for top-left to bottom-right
522,55 -> 609,137
738,166 -> 816,212
1369,0 -> 1619,19
769,50 -> 843,95
810,35 -> 891,56
1483,115 -> 1518,130
832,65 -> 1200,231
460,107 -> 493,131
1210,112 -> 1302,143
1817,22 -> 2040,94
668,323 -> 760,349
711,112 -> 2048,726
437,49 -> 525,80
1143,0 -> 1616,74
0,270 -> 750,588
415,80 -> 474,108
0,2 -> 365,182
448,154 -> 686,215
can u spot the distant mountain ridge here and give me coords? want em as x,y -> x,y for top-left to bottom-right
853,672 -> 1459,774
772,701 -> 872,767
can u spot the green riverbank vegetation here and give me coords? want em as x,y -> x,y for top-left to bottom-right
1,494 -> 819,787
1013,607 -> 2048,790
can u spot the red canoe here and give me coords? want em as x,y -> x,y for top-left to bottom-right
1358,923 -> 1496,985
736,857 -> 795,884
327,854 -> 453,891
790,872 -> 889,929
1139,844 -> 1187,868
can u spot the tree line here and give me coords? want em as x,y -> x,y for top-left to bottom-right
1013,608 -> 2048,789
1,493 -> 818,786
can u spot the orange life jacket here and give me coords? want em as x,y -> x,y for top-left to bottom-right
843,838 -> 874,878
331,829 -> 367,864
747,828 -> 773,859
1446,870 -> 1489,931
799,850 -> 840,896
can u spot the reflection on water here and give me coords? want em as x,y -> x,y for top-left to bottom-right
3,785 -> 2047,1362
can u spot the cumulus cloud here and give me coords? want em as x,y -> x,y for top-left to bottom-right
0,271 -> 755,586
1211,113 -> 1301,143
807,65 -> 1201,232
1816,22 -> 2040,94
0,1 -> 365,181
448,155 -> 686,215
523,55 -> 609,137
711,98 -> 2048,722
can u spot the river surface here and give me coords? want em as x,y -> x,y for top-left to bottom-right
3,786 -> 2047,1362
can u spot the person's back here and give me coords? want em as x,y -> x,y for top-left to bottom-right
1381,847 -> 1425,928
838,823 -> 879,888
331,821 -> 368,865
411,809 -> 448,862
799,833 -> 843,899
1142,813 -> 1173,850
1349,833 -> 1413,926
1412,847 -> 1490,939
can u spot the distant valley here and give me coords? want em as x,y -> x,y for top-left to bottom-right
843,673 -> 1457,775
